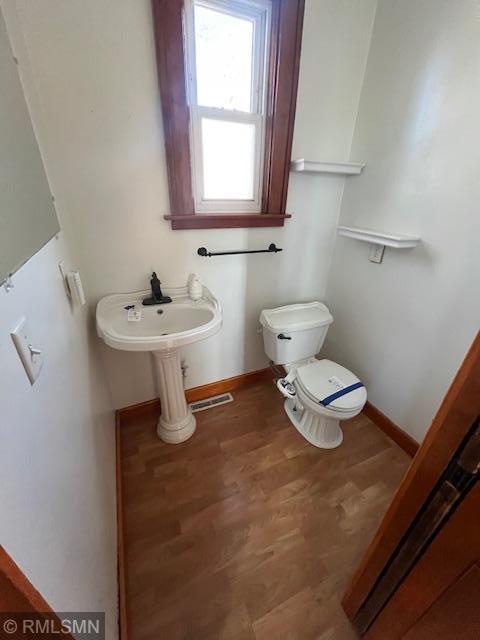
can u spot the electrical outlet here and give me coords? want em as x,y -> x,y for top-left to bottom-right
11,317 -> 44,384
369,243 -> 385,263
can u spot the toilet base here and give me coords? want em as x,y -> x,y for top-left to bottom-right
284,398 -> 344,449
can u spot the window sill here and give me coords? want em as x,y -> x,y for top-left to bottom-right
164,213 -> 292,230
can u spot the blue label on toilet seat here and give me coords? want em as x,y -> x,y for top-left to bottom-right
319,382 -> 364,407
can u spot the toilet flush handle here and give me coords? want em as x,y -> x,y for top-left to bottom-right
278,333 -> 292,340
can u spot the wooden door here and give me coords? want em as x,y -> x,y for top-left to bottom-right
342,332 -> 480,639
0,545 -> 74,639
366,481 -> 480,639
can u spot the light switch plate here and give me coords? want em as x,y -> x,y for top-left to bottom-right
11,317 -> 44,384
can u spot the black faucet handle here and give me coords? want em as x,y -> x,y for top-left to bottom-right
150,272 -> 162,299
143,272 -> 172,306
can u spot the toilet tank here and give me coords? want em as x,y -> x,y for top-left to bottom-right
260,302 -> 333,365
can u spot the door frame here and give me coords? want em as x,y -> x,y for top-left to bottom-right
342,332 -> 480,621
0,545 -> 75,638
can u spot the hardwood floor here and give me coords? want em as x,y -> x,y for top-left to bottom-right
120,380 -> 411,640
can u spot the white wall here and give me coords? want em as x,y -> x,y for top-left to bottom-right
1,5 -> 117,636
324,0 -> 480,443
0,237 -> 117,636
7,0 -> 377,409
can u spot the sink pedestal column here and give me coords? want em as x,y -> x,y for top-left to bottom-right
152,349 -> 196,444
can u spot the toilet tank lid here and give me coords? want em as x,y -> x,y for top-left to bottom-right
260,302 -> 333,332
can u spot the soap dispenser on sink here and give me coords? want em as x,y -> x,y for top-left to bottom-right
188,273 -> 203,301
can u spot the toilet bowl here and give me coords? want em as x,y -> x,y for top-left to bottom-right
259,302 -> 367,449
282,357 -> 367,448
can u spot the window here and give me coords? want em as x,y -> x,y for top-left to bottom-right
185,0 -> 269,213
152,0 -> 305,229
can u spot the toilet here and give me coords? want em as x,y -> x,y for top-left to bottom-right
260,302 -> 367,449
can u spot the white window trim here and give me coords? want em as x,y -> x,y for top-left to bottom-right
190,105 -> 264,211
184,0 -> 271,213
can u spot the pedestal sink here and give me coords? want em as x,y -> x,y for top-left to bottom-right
96,285 -> 222,444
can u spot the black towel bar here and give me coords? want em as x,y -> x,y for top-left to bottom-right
197,243 -> 282,257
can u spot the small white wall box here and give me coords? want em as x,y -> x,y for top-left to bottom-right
66,271 -> 86,306
11,317 -> 44,384
59,261 -> 86,307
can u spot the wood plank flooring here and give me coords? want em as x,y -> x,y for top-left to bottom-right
120,380 -> 411,640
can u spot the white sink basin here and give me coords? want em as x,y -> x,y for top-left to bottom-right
96,284 -> 222,445
96,285 -> 221,352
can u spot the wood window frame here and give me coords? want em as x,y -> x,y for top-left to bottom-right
152,0 -> 305,230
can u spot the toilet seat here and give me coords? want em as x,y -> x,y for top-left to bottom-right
296,359 -> 366,413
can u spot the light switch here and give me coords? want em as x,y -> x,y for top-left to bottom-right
11,317 -> 44,384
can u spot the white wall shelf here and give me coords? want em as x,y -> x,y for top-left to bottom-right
290,159 -> 366,175
337,226 -> 420,249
